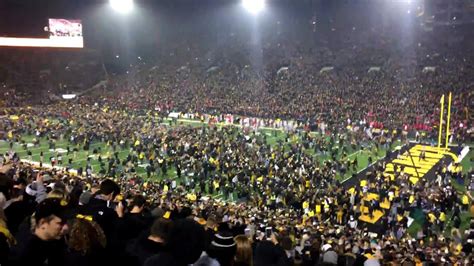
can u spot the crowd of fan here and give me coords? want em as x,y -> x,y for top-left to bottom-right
0,146 -> 473,266
0,49 -> 105,103
88,24 -> 473,144
0,95 -> 473,265
0,15 -> 473,266
1,22 -> 473,141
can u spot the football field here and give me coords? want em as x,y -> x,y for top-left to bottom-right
1,117 -> 472,236
0,118 -> 392,183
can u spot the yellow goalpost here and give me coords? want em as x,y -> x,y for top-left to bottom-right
437,92 -> 452,153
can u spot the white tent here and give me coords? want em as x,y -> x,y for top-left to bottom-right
368,66 -> 381,73
62,94 -> 76,100
422,66 -> 436,73
319,66 -> 334,74
206,66 -> 219,73
277,66 -> 289,75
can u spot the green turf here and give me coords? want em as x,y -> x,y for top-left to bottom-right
0,117 -> 394,185
2,117 -> 472,230
407,149 -> 473,237
408,209 -> 472,238
1,117 -> 468,198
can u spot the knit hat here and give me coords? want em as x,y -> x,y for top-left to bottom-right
207,231 -> 237,266
211,232 -> 236,249
25,182 -> 40,196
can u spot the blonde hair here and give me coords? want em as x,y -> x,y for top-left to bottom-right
234,235 -> 253,266
68,218 -> 107,255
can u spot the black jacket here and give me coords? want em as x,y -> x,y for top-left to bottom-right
0,233 -> 10,266
81,197 -> 125,264
81,197 -> 119,242
64,248 -> 108,266
8,232 -> 66,266
118,212 -> 153,242
144,252 -> 186,266
4,197 -> 36,235
126,232 -> 166,266
253,240 -> 291,266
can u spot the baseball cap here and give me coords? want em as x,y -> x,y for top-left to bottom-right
35,198 -> 68,222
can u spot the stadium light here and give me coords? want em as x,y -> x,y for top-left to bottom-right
242,0 -> 265,15
110,0 -> 134,14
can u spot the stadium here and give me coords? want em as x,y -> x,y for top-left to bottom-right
0,0 -> 473,265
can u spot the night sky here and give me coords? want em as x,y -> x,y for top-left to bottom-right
1,0 -> 471,66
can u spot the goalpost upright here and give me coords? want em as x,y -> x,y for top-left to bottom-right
437,92 -> 452,153
445,92 -> 452,149
437,94 -> 444,153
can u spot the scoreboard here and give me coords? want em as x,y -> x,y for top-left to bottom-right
0,18 -> 83,48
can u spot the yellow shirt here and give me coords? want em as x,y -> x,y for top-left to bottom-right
302,201 -> 309,209
439,212 -> 446,222
323,202 -> 330,211
462,195 -> 469,205
187,193 -> 197,201
428,213 -> 436,223
315,205 -> 321,213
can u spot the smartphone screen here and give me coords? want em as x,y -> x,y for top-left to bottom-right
265,227 -> 272,239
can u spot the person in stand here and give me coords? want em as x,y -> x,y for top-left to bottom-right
118,195 -> 153,242
145,219 -> 206,266
82,179 -> 122,242
0,208 -> 15,266
234,235 -> 253,266
126,218 -> 173,266
64,216 -> 108,266
9,198 -> 68,266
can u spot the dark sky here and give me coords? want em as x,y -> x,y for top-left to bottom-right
1,0 -> 471,67
0,0 -> 346,38
0,0 -> 337,54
